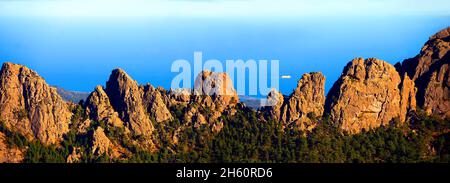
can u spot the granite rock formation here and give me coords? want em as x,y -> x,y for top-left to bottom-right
281,72 -> 325,130
142,84 -> 173,123
399,27 -> 449,118
105,69 -> 154,137
266,72 -> 325,131
0,62 -> 71,145
325,58 -> 414,134
85,86 -> 124,128
186,70 -> 239,126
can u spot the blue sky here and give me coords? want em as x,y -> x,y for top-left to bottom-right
0,1 -> 449,95
1,0 -> 450,18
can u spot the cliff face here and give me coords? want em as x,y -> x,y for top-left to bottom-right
187,70 -> 239,126
399,73 -> 417,122
266,88 -> 285,121
402,27 -> 449,81
85,86 -> 124,128
87,75 -> 175,127
325,58 -> 415,134
105,69 -> 154,138
169,71 -> 241,143
85,69 -> 180,151
400,27 -> 449,118
142,84 -> 173,123
281,72 -> 325,130
423,64 -> 449,117
0,62 -> 71,145
193,70 -> 239,111
266,72 -> 325,131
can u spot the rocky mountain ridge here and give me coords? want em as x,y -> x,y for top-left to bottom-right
0,26 -> 449,162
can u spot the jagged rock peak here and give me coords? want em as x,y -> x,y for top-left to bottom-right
399,73 -> 417,122
279,72 -> 325,130
194,70 -> 238,100
266,88 -> 284,121
402,26 -> 450,81
290,72 -> 325,116
105,68 -> 154,137
429,26 -> 450,41
325,58 -> 406,134
193,70 -> 239,111
399,26 -> 449,118
423,64 -> 449,117
0,62 -> 71,145
85,85 -> 124,128
180,70 -> 239,131
142,83 -> 173,123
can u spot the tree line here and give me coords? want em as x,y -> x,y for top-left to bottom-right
1,104 -> 448,163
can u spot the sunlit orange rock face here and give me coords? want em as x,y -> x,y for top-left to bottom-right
325,58 -> 416,134
266,72 -> 326,131
0,62 -> 71,145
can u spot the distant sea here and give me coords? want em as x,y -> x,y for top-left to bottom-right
0,16 -> 449,97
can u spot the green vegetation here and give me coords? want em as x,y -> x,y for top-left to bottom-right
0,121 -> 66,163
1,105 -> 449,163
0,106 -> 111,163
0,121 -> 28,148
146,106 -> 450,163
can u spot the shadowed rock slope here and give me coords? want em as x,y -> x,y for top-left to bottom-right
397,27 -> 449,118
